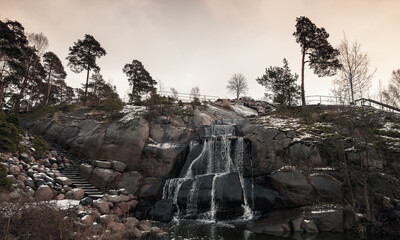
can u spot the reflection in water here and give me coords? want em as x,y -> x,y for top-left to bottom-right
151,220 -> 393,240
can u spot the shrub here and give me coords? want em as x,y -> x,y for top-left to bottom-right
0,201 -> 77,240
0,164 -> 11,191
0,111 -> 21,153
32,136 -> 49,159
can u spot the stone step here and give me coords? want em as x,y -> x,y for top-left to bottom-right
48,142 -> 105,197
86,194 -> 103,199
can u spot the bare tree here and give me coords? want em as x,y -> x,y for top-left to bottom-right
227,73 -> 248,99
190,86 -> 200,100
333,36 -> 375,104
170,87 -> 179,100
383,69 -> 400,107
26,33 -> 49,111
27,32 -> 49,57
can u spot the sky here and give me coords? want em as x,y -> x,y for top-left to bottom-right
1,0 -> 400,101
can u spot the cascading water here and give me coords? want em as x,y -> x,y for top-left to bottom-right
162,120 -> 254,221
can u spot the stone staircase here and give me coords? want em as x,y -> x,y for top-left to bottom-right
51,146 -> 104,200
61,167 -> 104,199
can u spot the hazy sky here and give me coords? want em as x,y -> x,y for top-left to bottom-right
1,0 -> 400,100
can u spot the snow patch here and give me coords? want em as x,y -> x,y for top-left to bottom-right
313,167 -> 336,171
50,199 -> 80,210
311,209 -> 336,214
119,105 -> 147,123
231,104 -> 258,117
147,142 -> 181,149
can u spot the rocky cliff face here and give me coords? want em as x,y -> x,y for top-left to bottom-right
23,104 -> 400,237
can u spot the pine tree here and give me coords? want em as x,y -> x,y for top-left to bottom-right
293,16 -> 341,106
66,34 -> 106,105
256,58 -> 300,106
122,60 -> 157,103
43,51 -> 66,106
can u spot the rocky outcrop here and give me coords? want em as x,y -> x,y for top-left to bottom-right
241,122 -> 296,175
254,170 -> 315,210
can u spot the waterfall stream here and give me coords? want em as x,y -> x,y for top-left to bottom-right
162,120 -> 254,221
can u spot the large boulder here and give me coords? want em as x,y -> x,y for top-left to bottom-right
149,199 -> 175,222
305,209 -> 344,232
150,123 -> 193,144
289,142 -> 323,167
140,143 -> 188,178
117,171 -> 142,195
89,167 -> 121,191
254,171 -> 314,210
93,160 -> 112,169
26,112 -> 149,171
139,178 -> 164,202
241,124 -> 293,175
309,174 -> 343,203
79,163 -> 93,180
246,209 -> 303,236
112,161 -> 126,172
34,185 -> 54,201
55,177 -> 72,186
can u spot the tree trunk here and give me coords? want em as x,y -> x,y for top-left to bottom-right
84,65 -> 90,106
350,77 -> 354,104
236,91 -> 239,99
0,82 -> 5,110
15,76 -> 29,113
45,68 -> 52,106
27,84 -> 34,111
131,84 -> 135,102
301,50 -> 306,106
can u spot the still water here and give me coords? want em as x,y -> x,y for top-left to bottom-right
151,219 -> 396,240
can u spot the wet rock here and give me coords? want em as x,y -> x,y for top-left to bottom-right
149,199 -> 174,222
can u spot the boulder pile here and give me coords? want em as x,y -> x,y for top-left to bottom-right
0,134 -> 84,202
76,188 -> 167,239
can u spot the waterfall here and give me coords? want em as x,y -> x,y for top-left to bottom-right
235,138 -> 254,219
162,120 -> 254,221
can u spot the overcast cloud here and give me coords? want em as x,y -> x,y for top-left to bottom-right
1,0 -> 399,100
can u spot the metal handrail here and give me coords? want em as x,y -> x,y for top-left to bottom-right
354,98 -> 400,113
